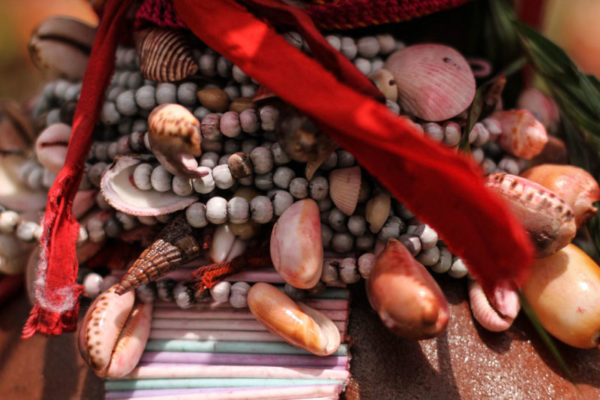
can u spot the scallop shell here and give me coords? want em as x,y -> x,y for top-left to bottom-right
384,44 -> 476,121
137,28 -> 198,82
365,191 -> 391,233
100,155 -> 199,216
329,166 -> 361,216
491,109 -> 549,159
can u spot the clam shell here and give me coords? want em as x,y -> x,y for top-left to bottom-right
491,109 -> 548,159
100,156 -> 199,216
365,191 -> 391,233
384,44 -> 476,121
329,166 -> 361,216
35,123 -> 70,174
137,28 -> 198,82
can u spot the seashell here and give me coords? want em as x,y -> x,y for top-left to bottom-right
115,214 -> 201,295
100,156 -> 199,216
78,284 -> 152,378
520,164 -> 600,228
365,191 -> 391,233
247,282 -> 341,356
367,238 -> 449,339
148,104 -> 206,178
28,16 -> 96,80
0,100 -> 35,153
485,173 -> 576,257
522,244 -> 600,348
136,28 -> 198,82
229,97 -> 255,113
384,44 -> 476,121
210,224 -> 236,263
369,68 -> 398,102
35,123 -> 70,174
329,166 -> 361,216
517,87 -> 560,133
196,88 -> 230,113
0,154 -> 47,211
468,279 -> 519,332
270,199 -> 323,289
491,109 -> 548,159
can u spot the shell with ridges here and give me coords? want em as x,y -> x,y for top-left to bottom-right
384,44 -> 476,121
100,156 -> 198,216
136,28 -> 198,82
329,166 -> 361,216
115,214 -> 201,295
365,191 -> 391,233
468,279 -> 519,332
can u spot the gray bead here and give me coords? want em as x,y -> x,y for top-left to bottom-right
172,176 -> 193,196
250,146 -> 273,174
156,279 -> 176,302
337,150 -> 355,167
186,202 -> 208,228
376,34 -> 396,54
357,36 -> 380,58
116,90 -> 138,116
238,175 -> 254,186
498,157 -> 520,175
386,100 -> 401,115
431,247 -> 453,274
413,224 -> 438,250
217,56 -> 232,77
132,163 -> 153,191
198,53 -> 217,77
101,102 -> 120,125
224,85 -> 240,100
240,109 -> 259,134
53,79 -> 70,99
355,234 -> 375,251
347,215 -> 366,237
321,224 -> 333,248
481,158 -> 496,174
448,258 -> 469,278
210,281 -> 231,304
371,58 -> 384,72
132,119 -> 147,134
340,37 -> 357,59
270,190 -> 294,216
232,64 -> 249,83
200,152 -> 220,168
270,142 -> 290,165
228,196 -> 250,224
289,177 -> 308,199
241,139 -> 259,155
177,82 -> 198,106
240,84 -> 256,98
156,83 -> 177,104
358,252 -> 376,279
206,196 -> 228,224
284,283 -> 306,301
229,282 -> 250,308
135,85 -> 156,110
398,234 -> 422,256
27,167 -> 44,190
213,164 -> 235,190
321,151 -> 338,170
283,31 -> 303,49
471,147 -> 484,164
309,176 -> 328,200
87,162 -> 108,187
254,172 -> 274,191
107,86 -> 124,102
443,121 -> 461,147
250,196 -> 273,224
417,246 -> 440,266
326,35 -> 341,51
327,208 -> 347,233
423,122 -> 444,142
354,57 -> 372,75
64,83 -> 81,102
151,165 -> 172,192
107,142 -> 119,160
482,117 -> 502,138
273,167 -> 295,189
193,106 -> 210,121
93,142 -> 109,161
259,105 -> 278,131
340,257 -> 360,284
331,233 -> 354,254
224,140 -> 241,155
192,168 -> 215,194
104,218 -> 122,238
96,191 -> 111,210
318,197 -> 333,212
135,284 -> 156,304
127,71 -> 143,89
321,259 -> 340,285
474,122 -> 491,146
378,216 -> 404,242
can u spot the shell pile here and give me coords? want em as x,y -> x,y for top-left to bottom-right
3,11 -> 600,399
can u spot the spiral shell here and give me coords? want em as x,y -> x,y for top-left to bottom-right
136,28 -> 198,82
115,214 -> 201,295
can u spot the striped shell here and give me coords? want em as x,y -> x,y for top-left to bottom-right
329,166 -> 361,216
115,214 -> 201,295
136,28 -> 199,82
384,44 -> 476,121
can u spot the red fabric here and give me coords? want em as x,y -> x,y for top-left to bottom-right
173,0 -> 534,298
22,0 -> 134,338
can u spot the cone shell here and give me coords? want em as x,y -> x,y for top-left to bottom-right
115,214 -> 201,294
521,164 -> 600,228
522,244 -> 600,348
100,156 -> 198,216
384,44 -> 476,121
491,109 -> 548,159
137,28 -> 198,82
485,173 -> 576,257
248,282 -> 341,356
367,238 -> 449,339
329,166 -> 361,216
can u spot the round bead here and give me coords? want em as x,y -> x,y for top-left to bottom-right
417,246 -> 440,266
240,84 -> 256,99
223,85 -> 240,100
206,196 -> 228,224
481,158 -> 496,174
172,176 -> 193,196
270,142 -> 291,165
210,281 -> 231,303
193,106 -> 210,121
414,224 -> 438,250
216,56 -> 232,77
192,168 -> 215,194
213,164 -> 235,190
471,147 -> 484,164
224,140 -> 241,155
321,224 -> 333,248
443,121 -> 461,147
423,122 -> 444,142
398,234 -> 422,256
498,157 -> 520,175
431,247 -> 453,274
320,152 -> 337,170
354,57 -> 371,75
27,167 -> 44,190
378,216 -> 404,242
101,102 -> 120,125
327,208 -> 347,233
156,279 -> 176,302
220,111 -> 241,138
340,257 -> 360,284
448,258 -> 469,278
309,176 -> 328,200
321,260 -> 340,285
150,166 -> 172,192
337,150 -> 355,167
177,82 -> 198,106
136,284 -> 156,304
198,53 -> 217,77
137,215 -> 158,226
202,139 -> 223,153
115,211 -> 137,231
104,218 -> 122,238
0,211 -> 20,233
174,282 -> 194,309
53,80 -> 69,99
156,83 -> 177,104
229,282 -> 250,308
376,34 -> 396,54
127,71 -> 143,89
93,142 -> 109,161
116,90 -> 138,116
331,232 -> 353,253
358,253 -> 376,279
340,37 -> 358,59
232,65 -> 249,83
474,122 -> 490,146
347,215 -> 366,237
254,172 -> 274,191
16,221 -> 38,242
289,177 -> 309,199
273,167 -> 295,189
228,196 -> 249,224
357,36 -> 380,58
241,139 -> 258,155
129,131 -> 146,152
135,85 -> 156,110
200,152 -> 219,168
45,108 -> 61,126
250,146 -> 273,174
107,86 -> 124,102
250,196 -> 273,224
259,105 -> 278,131
270,190 -> 294,216
87,162 -> 108,187
325,35 -> 341,51
482,117 -> 502,138
386,100 -> 401,115
228,152 -> 253,179
240,109 -> 259,134
83,272 -> 104,298
355,234 -> 374,251
186,202 -> 208,228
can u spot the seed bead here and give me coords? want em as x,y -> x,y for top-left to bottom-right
177,82 -> 198,106
309,176 -> 328,200
448,258 -> 469,278
86,217 -> 106,243
172,176 -> 194,196
431,247 -> 453,274
482,117 -> 502,138
471,147 -> 484,164
358,252 -> 376,279
216,56 -> 232,78
250,196 -> 273,224
212,164 -> 235,190
206,196 -> 228,224
270,190 -> 294,216
417,246 -> 440,266
229,282 -> 250,308
289,177 -> 309,199
347,215 -> 366,237
423,122 -> 444,142
224,85 -> 240,100
150,166 -> 172,192
325,35 -> 341,51
135,85 -> 156,110
232,65 -> 249,83
331,232 -> 354,254
192,168 -> 215,194
481,158 -> 497,174
357,36 -> 380,58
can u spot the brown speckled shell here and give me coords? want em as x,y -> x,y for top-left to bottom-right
137,28 -> 198,82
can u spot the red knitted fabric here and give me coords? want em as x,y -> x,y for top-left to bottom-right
135,0 -> 187,29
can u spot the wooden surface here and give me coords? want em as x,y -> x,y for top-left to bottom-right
1,276 -> 599,399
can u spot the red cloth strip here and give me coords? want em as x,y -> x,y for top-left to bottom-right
22,0 -> 134,337
173,0 -> 534,297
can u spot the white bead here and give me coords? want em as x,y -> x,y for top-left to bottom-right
371,58 -> 384,72
417,224 -> 438,250
250,146 -> 273,174
289,177 -> 308,199
77,225 -> 88,244
177,82 -> 198,106
357,36 -> 380,58
173,282 -> 193,309
229,282 -> 250,308
498,157 -> 520,175
87,217 -> 106,243
213,164 -> 234,190
283,31 -> 303,49
227,196 -> 249,224
417,246 -> 440,266
340,257 -> 360,284
64,82 -> 81,101
376,34 -> 396,54
358,253 -> 376,279
271,190 -> 294,216
16,221 -> 38,242
443,121 -> 461,147
0,211 -> 20,233
326,35 -> 341,51
101,102 -> 120,125
240,84 -> 256,98
309,176 -> 328,200
135,85 -> 156,110
200,152 -> 219,168
347,215 -> 366,236
206,196 -> 228,224
210,281 -> 231,303
116,90 -> 138,116
340,37 -> 357,59
156,83 -> 177,104
150,165 -> 172,192
45,108 -> 61,126
192,168 -> 215,194
483,118 -> 502,138
431,247 -> 453,274
471,147 -> 484,164
83,272 -> 104,298
273,167 -> 295,189
354,57 -> 372,75
186,202 -> 208,228
423,122 -> 444,142
482,158 -> 496,174
172,176 -> 193,196
53,80 -> 69,99
448,258 -> 469,278
220,111 -> 241,138
250,196 -> 273,224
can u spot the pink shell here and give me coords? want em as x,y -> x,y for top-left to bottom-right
491,109 -> 549,159
384,44 -> 476,121
468,279 -> 519,332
